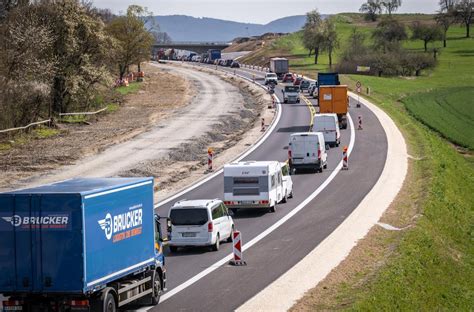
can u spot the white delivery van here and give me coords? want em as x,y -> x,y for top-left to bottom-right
288,132 -> 328,173
168,199 -> 234,252
224,161 -> 284,213
313,113 -> 341,147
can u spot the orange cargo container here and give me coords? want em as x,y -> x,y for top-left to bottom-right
318,85 -> 349,129
318,85 -> 348,114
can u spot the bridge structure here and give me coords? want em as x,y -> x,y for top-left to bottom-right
152,42 -> 231,55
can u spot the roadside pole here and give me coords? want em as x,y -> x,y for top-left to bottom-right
356,81 -> 361,108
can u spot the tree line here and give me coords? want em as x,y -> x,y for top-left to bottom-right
302,0 -> 472,77
0,1 -> 160,131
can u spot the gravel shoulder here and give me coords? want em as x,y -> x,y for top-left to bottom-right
1,62 -> 274,199
0,63 -> 192,190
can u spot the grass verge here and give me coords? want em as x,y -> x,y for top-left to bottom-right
274,14 -> 474,310
116,81 -> 142,96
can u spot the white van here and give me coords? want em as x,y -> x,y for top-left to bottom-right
288,132 -> 328,173
167,199 -> 234,252
313,113 -> 341,147
224,161 -> 284,213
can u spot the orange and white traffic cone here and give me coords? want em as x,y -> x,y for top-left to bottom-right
207,148 -> 213,172
358,116 -> 363,130
342,146 -> 349,170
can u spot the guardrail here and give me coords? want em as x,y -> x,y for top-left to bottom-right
58,107 -> 108,116
0,119 -> 51,134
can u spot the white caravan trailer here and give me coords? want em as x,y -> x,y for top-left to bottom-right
223,161 -> 284,213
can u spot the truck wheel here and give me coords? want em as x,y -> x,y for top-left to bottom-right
289,190 -> 294,198
269,205 -> 276,213
212,234 -> 220,251
324,162 -> 328,169
104,293 -> 116,312
151,271 -> 162,305
169,246 -> 178,252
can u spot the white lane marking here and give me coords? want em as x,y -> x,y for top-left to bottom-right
154,66 -> 281,209
236,92 -> 407,312
135,114 -> 355,310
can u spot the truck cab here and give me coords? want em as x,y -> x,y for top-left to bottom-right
282,86 -> 300,104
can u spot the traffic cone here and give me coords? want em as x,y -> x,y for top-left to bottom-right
342,146 -> 349,170
207,148 -> 213,172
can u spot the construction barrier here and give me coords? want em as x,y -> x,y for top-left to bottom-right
358,116 -> 363,130
207,148 -> 213,171
229,231 -> 246,266
342,146 -> 349,170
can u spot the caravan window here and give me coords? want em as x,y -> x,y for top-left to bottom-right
278,172 -> 282,185
234,177 -> 259,184
271,175 -> 276,188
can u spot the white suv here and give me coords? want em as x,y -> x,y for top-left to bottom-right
167,199 -> 234,252
265,73 -> 278,85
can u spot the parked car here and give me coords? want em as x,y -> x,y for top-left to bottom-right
313,113 -> 341,147
282,73 -> 295,83
288,132 -> 328,173
167,199 -> 234,252
299,80 -> 311,91
230,61 -> 240,68
293,77 -> 303,86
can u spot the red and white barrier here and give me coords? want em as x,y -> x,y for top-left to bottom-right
342,146 -> 349,170
358,116 -> 363,130
207,148 -> 213,171
261,118 -> 265,132
229,231 -> 246,266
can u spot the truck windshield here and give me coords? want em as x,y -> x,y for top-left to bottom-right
170,209 -> 208,226
285,86 -> 298,92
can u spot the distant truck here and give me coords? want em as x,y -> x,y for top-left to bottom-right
0,178 -> 166,312
269,58 -> 289,78
316,73 -> 348,129
208,49 -> 222,61
282,85 -> 300,104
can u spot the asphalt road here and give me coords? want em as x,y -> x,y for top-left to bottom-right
140,64 -> 387,311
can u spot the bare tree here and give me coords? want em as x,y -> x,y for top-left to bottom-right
454,0 -> 473,38
302,9 -> 324,64
321,18 -> 340,66
360,0 -> 382,22
381,0 -> 402,15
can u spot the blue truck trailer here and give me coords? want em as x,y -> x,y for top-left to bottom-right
0,178 -> 166,312
207,49 -> 221,61
317,72 -> 340,87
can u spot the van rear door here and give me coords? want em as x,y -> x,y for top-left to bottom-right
170,208 -> 210,243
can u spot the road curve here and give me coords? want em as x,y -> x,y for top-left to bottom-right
131,63 -> 387,312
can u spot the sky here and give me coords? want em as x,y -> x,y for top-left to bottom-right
92,0 -> 439,24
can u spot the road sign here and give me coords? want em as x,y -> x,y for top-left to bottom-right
356,81 -> 361,88
357,66 -> 371,72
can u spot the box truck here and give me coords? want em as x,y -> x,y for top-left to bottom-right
207,49 -> 221,61
318,85 -> 349,129
269,58 -> 289,78
0,178 -> 166,312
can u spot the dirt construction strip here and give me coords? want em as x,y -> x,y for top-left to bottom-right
236,92 -> 408,312
7,63 -> 272,194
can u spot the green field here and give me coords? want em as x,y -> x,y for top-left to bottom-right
248,13 -> 474,310
403,87 -> 474,149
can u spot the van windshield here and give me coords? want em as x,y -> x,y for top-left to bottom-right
285,86 -> 298,92
170,208 -> 208,226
